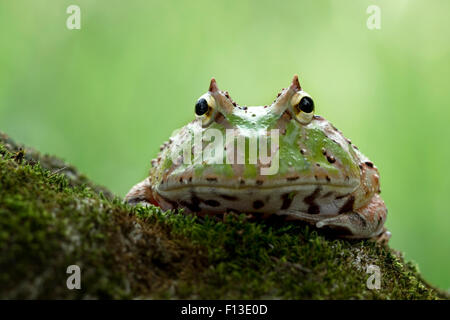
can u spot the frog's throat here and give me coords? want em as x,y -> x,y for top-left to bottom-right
153,182 -> 360,216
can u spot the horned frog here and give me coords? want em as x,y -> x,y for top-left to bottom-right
126,75 -> 390,242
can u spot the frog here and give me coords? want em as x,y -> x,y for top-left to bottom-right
126,75 -> 390,242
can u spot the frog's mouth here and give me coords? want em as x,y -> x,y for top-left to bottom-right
157,171 -> 359,194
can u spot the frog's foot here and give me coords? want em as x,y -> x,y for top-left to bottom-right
125,178 -> 157,207
315,194 -> 388,241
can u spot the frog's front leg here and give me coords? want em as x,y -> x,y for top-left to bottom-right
125,178 -> 157,206
316,194 -> 390,243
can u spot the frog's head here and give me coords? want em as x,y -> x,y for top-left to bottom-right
194,75 -> 315,129
152,76 -> 365,215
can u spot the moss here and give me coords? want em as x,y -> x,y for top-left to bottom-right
0,132 -> 114,200
0,132 -> 448,299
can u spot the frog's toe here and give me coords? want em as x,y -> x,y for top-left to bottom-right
125,178 -> 157,207
316,193 -> 387,239
315,212 -> 378,238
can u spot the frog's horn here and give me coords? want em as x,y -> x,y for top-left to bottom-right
290,74 -> 302,91
209,78 -> 219,93
208,78 -> 235,115
271,75 -> 302,115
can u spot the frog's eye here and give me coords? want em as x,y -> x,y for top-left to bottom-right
195,99 -> 209,116
290,91 -> 315,124
195,94 -> 216,126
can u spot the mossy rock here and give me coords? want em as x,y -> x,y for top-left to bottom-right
0,132 -> 448,299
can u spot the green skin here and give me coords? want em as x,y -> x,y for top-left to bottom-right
126,76 -> 389,241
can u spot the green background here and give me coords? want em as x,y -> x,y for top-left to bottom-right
0,0 -> 449,290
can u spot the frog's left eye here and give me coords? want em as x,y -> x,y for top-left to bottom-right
290,91 -> 315,124
195,94 -> 216,126
195,99 -> 209,116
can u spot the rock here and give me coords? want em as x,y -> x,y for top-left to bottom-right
0,132 -> 447,299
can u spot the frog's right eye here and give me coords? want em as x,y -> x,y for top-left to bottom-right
194,94 -> 216,126
290,91 -> 315,124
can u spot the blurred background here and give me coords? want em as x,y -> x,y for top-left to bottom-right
0,0 -> 449,289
